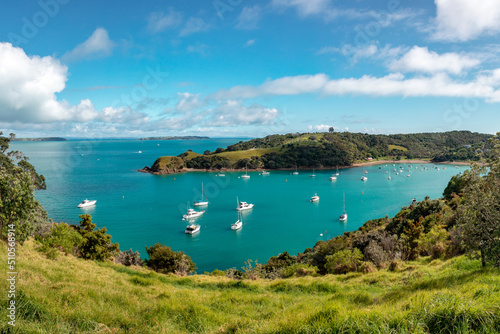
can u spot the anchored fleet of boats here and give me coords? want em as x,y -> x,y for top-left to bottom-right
79,163 -> 453,235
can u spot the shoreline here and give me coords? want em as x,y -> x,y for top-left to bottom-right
139,159 -> 476,175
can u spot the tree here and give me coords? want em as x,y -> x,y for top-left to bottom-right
329,127 -> 334,133
0,132 -> 48,244
401,218 -> 424,260
457,133 -> 500,267
145,243 -> 196,275
74,214 -> 119,261
115,249 -> 144,266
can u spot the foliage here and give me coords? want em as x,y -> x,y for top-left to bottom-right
325,248 -> 363,274
443,174 -> 467,199
35,223 -> 84,259
401,218 -> 424,260
145,243 -> 196,275
0,132 -> 48,244
115,249 -> 144,267
73,214 -> 119,261
457,133 -> 500,268
281,263 -> 318,278
418,224 -> 449,259
363,240 -> 388,268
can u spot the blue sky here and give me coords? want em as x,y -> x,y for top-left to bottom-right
0,0 -> 499,138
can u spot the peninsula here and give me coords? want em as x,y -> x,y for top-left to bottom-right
140,131 -> 492,175
12,137 -> 66,142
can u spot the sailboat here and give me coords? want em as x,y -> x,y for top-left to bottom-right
339,193 -> 348,221
292,165 -> 299,175
193,183 -> 209,206
388,171 -> 391,180
335,166 -> 339,176
241,165 -> 250,179
310,168 -> 316,177
231,211 -> 243,230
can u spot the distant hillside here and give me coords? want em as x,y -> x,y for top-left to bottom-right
141,131 -> 493,174
12,137 -> 66,142
139,136 -> 210,141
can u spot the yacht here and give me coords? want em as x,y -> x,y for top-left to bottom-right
339,193 -> 348,221
310,193 -> 319,202
231,212 -> 243,230
292,165 -> 299,175
388,171 -> 391,180
216,172 -> 225,177
361,176 -> 368,181
77,199 -> 96,208
241,165 -> 250,179
193,183 -> 209,207
236,197 -> 254,211
182,208 -> 205,220
261,170 -> 270,175
335,166 -> 339,176
329,175 -> 337,181
310,168 -> 316,177
185,224 -> 200,234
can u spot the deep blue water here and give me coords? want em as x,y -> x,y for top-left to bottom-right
12,139 -> 469,273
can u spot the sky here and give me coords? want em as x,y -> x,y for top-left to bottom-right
0,0 -> 499,138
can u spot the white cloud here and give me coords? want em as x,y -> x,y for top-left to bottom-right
61,28 -> 114,62
213,74 -> 329,99
390,46 -> 480,75
271,0 -> 330,17
245,39 -> 256,47
307,124 -> 334,132
236,6 -> 261,30
433,0 -> 500,41
147,9 -> 183,33
319,44 -> 406,64
0,42 -> 98,123
187,44 -> 209,55
180,17 -> 211,36
206,100 -> 280,126
175,92 -> 204,113
99,106 -> 150,126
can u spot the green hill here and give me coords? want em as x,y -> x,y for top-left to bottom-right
2,240 -> 499,334
142,131 -> 493,173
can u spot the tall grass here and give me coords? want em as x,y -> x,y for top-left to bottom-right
1,240 -> 499,333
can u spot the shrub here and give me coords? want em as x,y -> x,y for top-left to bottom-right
325,248 -> 363,274
359,261 -> 377,274
145,243 -> 196,275
388,260 -> 402,272
419,224 -> 449,259
36,223 -> 84,259
363,240 -> 387,268
115,249 -> 144,266
225,268 -> 244,280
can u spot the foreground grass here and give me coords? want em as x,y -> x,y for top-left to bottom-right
1,241 -> 499,333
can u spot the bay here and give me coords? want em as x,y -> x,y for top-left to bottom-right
13,139 -> 469,273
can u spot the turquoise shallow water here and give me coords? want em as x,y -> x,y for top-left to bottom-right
13,139 -> 469,273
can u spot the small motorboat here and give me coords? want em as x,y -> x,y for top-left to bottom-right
77,199 -> 96,208
185,224 -> 200,234
183,208 -> 205,220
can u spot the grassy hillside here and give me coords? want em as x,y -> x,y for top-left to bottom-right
2,240 -> 499,334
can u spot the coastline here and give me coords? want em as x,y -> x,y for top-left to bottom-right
139,159 -> 476,175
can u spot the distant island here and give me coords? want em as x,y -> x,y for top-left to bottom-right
139,130 -> 493,175
12,137 -> 67,142
139,136 -> 210,141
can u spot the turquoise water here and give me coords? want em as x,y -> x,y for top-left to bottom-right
12,139 -> 469,273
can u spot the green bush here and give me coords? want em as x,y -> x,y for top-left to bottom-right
281,264 -> 318,278
36,222 -> 84,259
73,214 -> 119,261
325,248 -> 363,274
145,243 -> 196,275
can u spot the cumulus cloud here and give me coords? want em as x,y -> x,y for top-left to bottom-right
147,9 -> 183,33
213,74 -> 329,99
390,46 -> 480,74
236,6 -> 261,30
0,42 -> 98,123
62,28 -> 115,62
318,44 -> 406,64
433,0 -> 500,41
206,100 -> 280,126
180,17 -> 211,36
175,92 -> 204,113
307,124 -> 334,132
245,39 -> 256,47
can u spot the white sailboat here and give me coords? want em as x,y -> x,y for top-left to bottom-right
329,175 -> 337,181
310,193 -> 319,202
339,193 -> 348,221
361,176 -> 368,181
241,165 -> 250,179
292,165 -> 299,175
193,183 -> 209,206
335,166 -> 339,176
310,168 -> 316,177
388,171 -> 391,180
231,211 -> 243,230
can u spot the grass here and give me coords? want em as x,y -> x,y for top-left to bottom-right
213,148 -> 279,164
1,241 -> 499,333
389,145 -> 409,152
